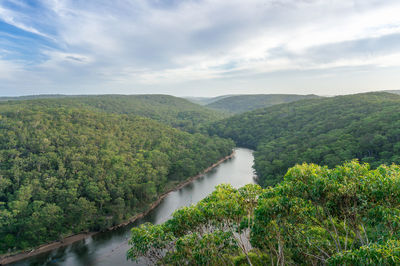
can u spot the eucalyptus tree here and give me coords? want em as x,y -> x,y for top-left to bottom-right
128,161 -> 400,265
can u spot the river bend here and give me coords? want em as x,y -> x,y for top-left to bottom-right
13,148 -> 256,266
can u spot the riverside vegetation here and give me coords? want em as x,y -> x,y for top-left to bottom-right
128,92 -> 400,265
128,161 -> 400,265
2,92 -> 400,265
209,92 -> 400,186
0,96 -> 234,254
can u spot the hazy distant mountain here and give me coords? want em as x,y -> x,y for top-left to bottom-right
185,95 -> 234,105
205,94 -> 321,114
0,94 -> 70,101
384,90 -> 400,95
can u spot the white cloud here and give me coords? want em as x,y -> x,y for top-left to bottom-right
1,0 -> 400,95
0,5 -> 52,39
0,59 -> 21,79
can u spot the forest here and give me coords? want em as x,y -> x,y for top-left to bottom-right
206,94 -> 320,114
208,92 -> 400,186
128,161 -> 400,265
2,91 -> 400,265
127,91 -> 400,265
0,100 -> 234,253
1,94 -> 226,133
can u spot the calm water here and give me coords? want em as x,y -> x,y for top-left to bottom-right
13,148 -> 256,266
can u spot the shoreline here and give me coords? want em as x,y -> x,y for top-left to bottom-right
0,151 -> 235,265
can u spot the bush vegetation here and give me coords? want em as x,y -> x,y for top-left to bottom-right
128,161 -> 400,265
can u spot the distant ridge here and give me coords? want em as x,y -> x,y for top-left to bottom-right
184,95 -> 234,105
0,94 -> 228,132
205,94 -> 321,114
0,94 -> 71,101
384,90 -> 400,95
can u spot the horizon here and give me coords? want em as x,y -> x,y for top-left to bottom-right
1,0 -> 400,96
0,90 -> 397,99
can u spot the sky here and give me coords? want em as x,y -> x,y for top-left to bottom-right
0,0 -> 400,97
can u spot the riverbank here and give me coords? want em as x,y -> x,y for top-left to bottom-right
108,150 -> 235,230
0,151 -> 235,265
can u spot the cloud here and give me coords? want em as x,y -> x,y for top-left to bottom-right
0,3 -> 53,39
0,58 -> 22,79
1,0 -> 400,96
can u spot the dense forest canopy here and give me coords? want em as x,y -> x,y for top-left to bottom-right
0,103 -> 234,253
206,94 -> 320,114
0,94 -> 227,133
128,161 -> 400,265
3,91 -> 400,265
209,92 -> 400,186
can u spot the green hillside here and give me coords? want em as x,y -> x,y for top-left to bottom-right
209,92 -> 400,186
0,94 -> 70,101
206,94 -> 320,114
1,94 -> 227,132
0,103 -> 234,253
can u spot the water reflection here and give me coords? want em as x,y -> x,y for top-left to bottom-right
13,148 -> 255,266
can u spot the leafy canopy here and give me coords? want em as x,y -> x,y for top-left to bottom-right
128,161 -> 400,265
0,103 -> 233,254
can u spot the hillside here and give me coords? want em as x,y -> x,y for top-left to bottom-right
0,94 -> 70,101
209,92 -> 400,186
1,95 -> 227,132
206,94 -> 320,114
184,95 -> 234,106
0,103 -> 234,253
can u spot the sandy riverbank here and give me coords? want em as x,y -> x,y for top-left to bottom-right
0,151 -> 235,265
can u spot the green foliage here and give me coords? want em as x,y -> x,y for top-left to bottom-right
0,94 -> 228,133
128,161 -> 400,265
327,240 -> 400,265
233,252 -> 271,266
251,161 -> 400,265
127,184 -> 263,265
163,230 -> 238,265
206,94 -> 320,114
128,223 -> 175,264
0,103 -> 234,254
209,92 -> 400,186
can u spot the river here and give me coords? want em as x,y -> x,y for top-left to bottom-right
12,148 -> 256,266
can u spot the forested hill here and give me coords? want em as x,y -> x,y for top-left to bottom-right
0,94 -> 68,101
185,95 -> 233,106
1,94 -> 227,132
205,94 -> 320,113
0,103 -> 234,253
209,92 -> 400,186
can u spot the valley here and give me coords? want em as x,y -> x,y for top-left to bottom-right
1,92 -> 400,265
